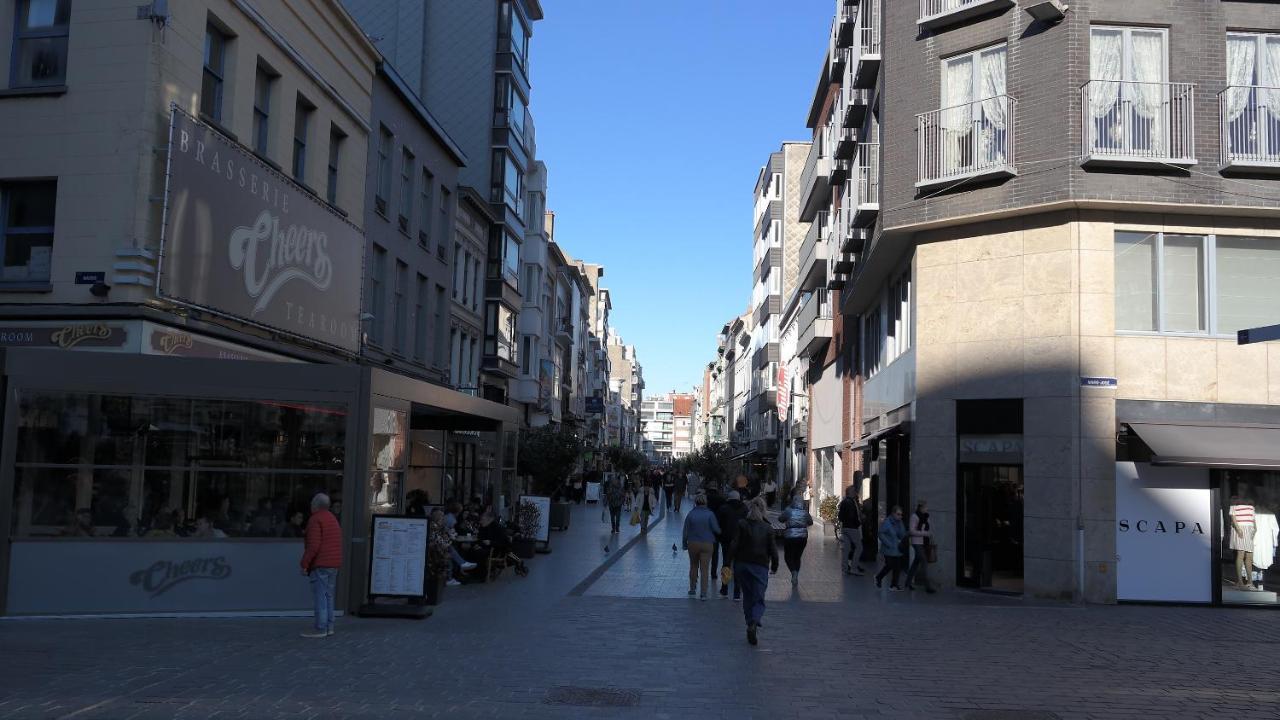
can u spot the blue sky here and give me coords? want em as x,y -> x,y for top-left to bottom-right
531,0 -> 832,396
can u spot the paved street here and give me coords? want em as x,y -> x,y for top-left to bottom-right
1,501 -> 1278,720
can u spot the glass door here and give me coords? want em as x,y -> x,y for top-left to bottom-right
957,464 -> 1024,593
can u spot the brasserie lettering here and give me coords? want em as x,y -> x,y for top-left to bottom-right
1118,519 -> 1205,534
177,129 -> 289,214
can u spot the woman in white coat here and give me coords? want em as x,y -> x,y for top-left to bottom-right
634,482 -> 659,533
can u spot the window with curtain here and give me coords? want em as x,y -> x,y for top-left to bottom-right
1089,27 -> 1168,155
940,44 -> 1007,173
1225,33 -> 1280,162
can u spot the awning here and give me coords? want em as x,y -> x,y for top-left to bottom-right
1125,421 -> 1280,470
848,421 -> 911,452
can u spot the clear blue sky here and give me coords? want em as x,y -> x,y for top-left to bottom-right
531,0 -> 831,396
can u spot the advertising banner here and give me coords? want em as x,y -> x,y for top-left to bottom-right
777,365 -> 789,423
1115,462 -> 1212,603
159,108 -> 364,352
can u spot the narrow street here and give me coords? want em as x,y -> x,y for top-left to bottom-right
1,502 -> 1275,720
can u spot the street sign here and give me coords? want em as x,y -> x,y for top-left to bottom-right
75,271 -> 105,285
1239,324 -> 1280,345
1080,376 -> 1118,389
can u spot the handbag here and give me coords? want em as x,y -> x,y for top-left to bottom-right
925,544 -> 938,563
629,509 -> 641,526
720,566 -> 734,586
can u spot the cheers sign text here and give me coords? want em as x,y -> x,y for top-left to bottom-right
230,211 -> 334,315
129,556 -> 232,598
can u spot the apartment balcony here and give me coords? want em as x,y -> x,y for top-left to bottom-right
916,95 -> 1017,189
831,45 -> 852,78
830,155 -> 850,185
918,0 -> 1015,32
828,270 -> 848,290
754,245 -> 782,282
841,84 -> 870,135
555,317 -> 573,345
799,139 -> 832,221
1081,80 -> 1197,168
752,342 -> 780,371
852,0 -> 881,88
853,142 -> 880,227
1220,86 -> 1280,174
799,211 -> 830,291
798,290 -> 833,359
832,249 -> 855,274
835,0 -> 857,48
833,122 -> 857,160
754,295 -> 780,329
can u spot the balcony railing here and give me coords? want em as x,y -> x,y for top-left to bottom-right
1081,80 -> 1196,167
799,211 -> 829,291
854,142 -> 880,226
916,95 -> 1017,188
1220,86 -> 1280,172
853,0 -> 881,88
918,0 -> 1015,31
799,137 -> 832,221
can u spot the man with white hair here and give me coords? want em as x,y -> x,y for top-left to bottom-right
299,492 -> 342,638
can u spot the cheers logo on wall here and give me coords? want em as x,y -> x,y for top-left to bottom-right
129,557 -> 232,598
50,323 -> 112,349
229,210 -> 334,316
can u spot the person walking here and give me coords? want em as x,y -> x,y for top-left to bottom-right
716,490 -> 748,599
706,487 -> 725,580
731,497 -> 778,646
673,472 -> 688,513
605,475 -> 627,534
634,481 -> 658,533
875,505 -> 909,591
907,500 -> 936,593
779,491 -> 814,587
299,493 -> 342,638
837,485 -> 866,576
682,494 -> 721,600
662,471 -> 675,511
760,479 -> 778,508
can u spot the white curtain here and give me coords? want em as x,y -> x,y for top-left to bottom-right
1226,36 -> 1256,122
1129,32 -> 1166,153
1266,38 -> 1280,116
980,47 -> 1008,163
1089,30 -> 1123,119
941,56 -> 972,172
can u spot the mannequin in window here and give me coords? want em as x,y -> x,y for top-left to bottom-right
1229,496 -> 1257,589
1252,503 -> 1279,591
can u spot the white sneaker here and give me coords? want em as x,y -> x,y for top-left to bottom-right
460,561 -> 477,571
300,630 -> 327,638
326,628 -> 335,637
446,578 -> 462,586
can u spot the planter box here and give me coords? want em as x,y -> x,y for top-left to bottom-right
512,538 -> 536,559
425,573 -> 446,606
550,502 -> 572,531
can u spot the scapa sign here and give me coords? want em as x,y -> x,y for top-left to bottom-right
129,556 -> 232,598
159,108 -> 363,352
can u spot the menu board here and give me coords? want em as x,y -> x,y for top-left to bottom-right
585,482 -> 601,503
369,515 -> 428,597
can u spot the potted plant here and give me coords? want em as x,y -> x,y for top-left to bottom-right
425,529 -> 451,605
518,425 -> 584,531
818,494 -> 840,536
512,501 -> 540,559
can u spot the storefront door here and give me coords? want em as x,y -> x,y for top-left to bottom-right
957,464 -> 1024,593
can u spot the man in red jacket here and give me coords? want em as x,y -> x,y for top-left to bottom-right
300,492 -> 343,638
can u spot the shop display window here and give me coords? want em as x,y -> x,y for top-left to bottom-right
1219,470 -> 1280,606
9,391 -> 346,539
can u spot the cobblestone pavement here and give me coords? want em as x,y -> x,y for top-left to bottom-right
2,502 -> 1278,720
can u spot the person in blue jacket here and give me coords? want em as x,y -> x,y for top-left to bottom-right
875,505 -> 908,591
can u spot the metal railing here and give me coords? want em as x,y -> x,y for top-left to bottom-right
917,95 -> 1016,185
919,0 -> 992,22
1081,80 -> 1195,163
857,0 -> 881,57
1220,86 -> 1280,167
856,142 -> 880,208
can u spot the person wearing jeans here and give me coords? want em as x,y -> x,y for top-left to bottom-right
907,500 -> 935,593
300,492 -> 343,638
682,494 -> 721,600
779,492 -> 814,586
875,506 -> 908,591
837,485 -> 865,575
731,497 -> 778,646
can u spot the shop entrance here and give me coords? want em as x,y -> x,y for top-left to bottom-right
957,464 -> 1024,593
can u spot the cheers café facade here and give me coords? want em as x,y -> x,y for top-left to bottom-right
0,10 -> 517,615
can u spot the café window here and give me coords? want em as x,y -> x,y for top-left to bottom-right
1115,231 -> 1280,335
0,180 -> 56,284
12,0 -> 71,88
9,391 -> 346,539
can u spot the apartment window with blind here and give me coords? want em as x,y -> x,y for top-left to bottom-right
1115,231 -> 1280,336
398,148 -> 414,233
326,126 -> 344,207
375,126 -> 392,216
434,285 -> 447,368
438,188 -> 452,258
201,22 -> 229,121
292,97 -> 313,184
392,260 -> 408,353
453,244 -> 463,300
418,169 -> 433,248
367,246 -> 386,345
252,65 -> 274,156
413,274 -> 428,363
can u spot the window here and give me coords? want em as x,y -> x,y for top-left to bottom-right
452,243 -> 463,300
940,44 -> 1008,172
472,258 -> 482,311
368,245 -> 386,345
486,303 -> 516,362
0,181 -> 56,284
11,0 -> 71,88
494,77 -> 528,141
418,169 -> 433,248
886,270 -> 912,363
201,22 -> 229,121
398,148 -> 414,233
252,65 -> 274,156
438,188 -> 451,257
434,285 -> 447,367
502,233 -> 520,283
462,251 -> 472,305
861,304 -> 883,378
1224,33 -> 1280,164
1088,27 -> 1169,156
450,329 -> 460,386
521,335 -> 532,375
413,274 -> 428,363
375,126 -> 392,215
503,2 -> 529,67
292,97 -> 313,184
1114,231 -> 1280,336
392,260 -> 408,353
492,152 -> 523,213
326,126 -> 344,206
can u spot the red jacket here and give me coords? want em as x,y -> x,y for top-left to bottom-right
301,509 -> 343,571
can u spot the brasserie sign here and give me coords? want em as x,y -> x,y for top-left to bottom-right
158,108 -> 363,353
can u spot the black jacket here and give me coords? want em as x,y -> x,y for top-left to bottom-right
732,518 -> 778,568
716,499 -> 748,546
837,497 -> 862,529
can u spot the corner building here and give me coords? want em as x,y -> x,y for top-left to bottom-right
817,0 -> 1280,604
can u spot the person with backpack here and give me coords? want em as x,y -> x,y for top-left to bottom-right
837,485 -> 865,576
731,497 -> 778,646
605,475 -> 627,534
875,505 -> 908,591
907,500 -> 936,593
779,490 -> 814,587
716,490 -> 748,599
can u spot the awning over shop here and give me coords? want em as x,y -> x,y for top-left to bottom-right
1125,421 -> 1280,470
848,421 -> 911,452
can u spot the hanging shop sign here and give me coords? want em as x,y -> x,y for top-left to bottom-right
158,107 -> 364,353
0,322 -> 129,350
141,322 -> 296,362
777,365 -> 789,423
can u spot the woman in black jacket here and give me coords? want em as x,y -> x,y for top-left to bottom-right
731,497 -> 778,646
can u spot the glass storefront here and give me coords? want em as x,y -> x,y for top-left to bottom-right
958,464 -> 1024,593
1219,470 -> 1280,606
